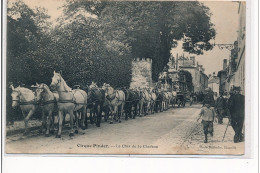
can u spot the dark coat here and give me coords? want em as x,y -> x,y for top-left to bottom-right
215,96 -> 227,109
228,93 -> 245,119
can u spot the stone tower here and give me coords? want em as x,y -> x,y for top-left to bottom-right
130,58 -> 152,89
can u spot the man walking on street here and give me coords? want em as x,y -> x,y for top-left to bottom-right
215,92 -> 227,124
228,86 -> 245,143
197,103 -> 215,143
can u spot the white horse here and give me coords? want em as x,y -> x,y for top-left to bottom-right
50,71 -> 88,138
148,88 -> 157,114
138,88 -> 151,116
162,90 -> 170,110
102,83 -> 125,124
10,85 -> 38,135
166,91 -> 173,108
171,91 -> 177,108
35,83 -> 56,137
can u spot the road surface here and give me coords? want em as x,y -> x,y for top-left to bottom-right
5,104 -> 244,155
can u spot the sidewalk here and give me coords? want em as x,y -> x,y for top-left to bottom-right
6,115 -> 69,136
153,108 -> 244,155
6,119 -> 42,136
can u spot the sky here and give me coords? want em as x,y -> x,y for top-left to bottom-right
171,1 -> 240,75
8,0 -> 240,75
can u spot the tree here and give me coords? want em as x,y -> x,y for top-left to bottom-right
7,0 -> 58,85
61,1 -> 215,85
7,1 -> 215,88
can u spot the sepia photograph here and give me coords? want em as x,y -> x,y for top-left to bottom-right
3,0 -> 248,155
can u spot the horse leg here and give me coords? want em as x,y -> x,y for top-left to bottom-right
23,109 -> 35,136
139,102 -> 143,117
118,104 -> 123,123
110,106 -> 114,124
150,102 -> 152,114
45,110 -> 52,137
81,106 -> 87,130
133,103 -> 136,119
56,111 -> 63,138
74,111 -> 79,134
104,106 -> 108,122
96,104 -> 101,127
90,107 -> 94,124
49,110 -> 55,135
148,102 -> 151,114
144,103 -> 147,116
162,101 -> 165,111
84,106 -> 88,129
40,110 -> 46,134
116,106 -> 120,122
99,104 -> 103,126
69,110 -> 74,137
116,105 -> 121,123
125,104 -> 129,120
145,103 -> 148,116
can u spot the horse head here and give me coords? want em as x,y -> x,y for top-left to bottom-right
11,87 -> 20,108
102,83 -> 113,98
50,71 -> 61,90
89,82 -> 98,89
35,83 -> 45,102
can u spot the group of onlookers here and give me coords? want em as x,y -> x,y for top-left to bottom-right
197,86 -> 245,143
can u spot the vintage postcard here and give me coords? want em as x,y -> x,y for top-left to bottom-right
3,0 -> 248,155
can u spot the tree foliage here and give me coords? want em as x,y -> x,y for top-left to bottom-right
7,0 -> 215,88
7,0 -> 59,85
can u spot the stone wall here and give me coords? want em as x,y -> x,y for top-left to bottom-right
130,58 -> 152,89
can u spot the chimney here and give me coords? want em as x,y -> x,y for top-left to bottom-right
223,59 -> 227,70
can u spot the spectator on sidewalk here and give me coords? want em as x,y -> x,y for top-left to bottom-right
203,88 -> 215,107
197,103 -> 215,143
228,86 -> 245,143
215,92 -> 227,124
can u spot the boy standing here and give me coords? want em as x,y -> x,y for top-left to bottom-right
197,104 -> 215,143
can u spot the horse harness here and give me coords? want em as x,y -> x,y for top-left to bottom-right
12,90 -> 39,106
106,90 -> 124,104
141,90 -> 149,102
56,90 -> 87,106
37,87 -> 56,106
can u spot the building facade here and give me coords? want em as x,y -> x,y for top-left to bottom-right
208,73 -> 220,95
178,55 -> 208,93
217,59 -> 228,94
234,2 -> 246,95
217,2 -> 245,95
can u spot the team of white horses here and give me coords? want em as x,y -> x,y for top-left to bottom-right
10,71 -> 181,138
